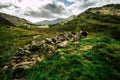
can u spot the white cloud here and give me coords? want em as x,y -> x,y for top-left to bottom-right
0,0 -> 120,23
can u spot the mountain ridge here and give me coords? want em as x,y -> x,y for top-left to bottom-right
34,15 -> 76,25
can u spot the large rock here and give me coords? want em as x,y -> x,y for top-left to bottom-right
52,37 -> 58,43
46,44 -> 56,51
29,40 -> 41,52
79,31 -> 88,37
57,41 -> 68,48
45,38 -> 53,44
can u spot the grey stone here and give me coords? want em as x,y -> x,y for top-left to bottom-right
57,41 -> 68,48
45,38 -> 53,44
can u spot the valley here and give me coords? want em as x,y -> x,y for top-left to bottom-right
0,4 -> 120,80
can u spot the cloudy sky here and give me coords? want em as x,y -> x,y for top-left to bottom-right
0,0 -> 120,23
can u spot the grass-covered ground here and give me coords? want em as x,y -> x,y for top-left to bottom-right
0,27 -> 39,68
1,27 -> 120,80
23,34 -> 120,80
0,26 -> 58,79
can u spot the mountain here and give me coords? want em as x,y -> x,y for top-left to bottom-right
0,15 -> 14,27
34,18 -> 66,25
34,15 -> 76,25
0,13 -> 30,27
53,4 -> 120,40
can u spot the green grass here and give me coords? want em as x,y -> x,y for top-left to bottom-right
23,36 -> 120,80
0,26 -> 61,79
0,27 -> 39,68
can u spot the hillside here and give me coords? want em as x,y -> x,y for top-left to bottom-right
0,13 -> 30,26
0,16 -> 14,27
53,4 -> 120,40
0,4 -> 120,80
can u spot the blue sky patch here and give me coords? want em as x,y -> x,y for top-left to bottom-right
58,0 -> 74,6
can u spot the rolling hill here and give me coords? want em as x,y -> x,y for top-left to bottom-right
53,4 -> 120,40
0,13 -> 30,27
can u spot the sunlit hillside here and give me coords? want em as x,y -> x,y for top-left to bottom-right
53,4 -> 120,40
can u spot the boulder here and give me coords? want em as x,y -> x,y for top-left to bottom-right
29,40 -> 41,52
31,40 -> 40,46
79,31 -> 88,37
45,38 -> 53,44
52,37 -> 58,43
46,44 -> 56,51
57,41 -> 68,48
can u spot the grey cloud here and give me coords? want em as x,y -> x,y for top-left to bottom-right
43,3 -> 66,15
81,1 -> 97,8
0,3 -> 20,9
18,0 -> 22,3
24,2 -> 67,19
0,3 -> 11,9
24,9 -> 55,18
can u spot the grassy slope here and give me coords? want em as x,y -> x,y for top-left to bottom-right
0,27 -> 39,66
0,25 -> 59,79
0,13 -> 29,26
24,34 -> 120,80
53,4 -> 120,40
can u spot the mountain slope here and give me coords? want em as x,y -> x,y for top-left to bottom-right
0,13 -> 29,26
53,4 -> 120,40
0,16 -> 14,27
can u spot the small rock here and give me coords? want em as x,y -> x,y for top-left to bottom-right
73,41 -> 79,44
17,48 -> 24,56
13,56 -> 18,59
24,50 -> 31,54
24,44 -> 30,50
59,52 -> 65,55
52,37 -> 58,43
40,40 -> 46,46
37,57 -> 42,62
3,66 -> 8,70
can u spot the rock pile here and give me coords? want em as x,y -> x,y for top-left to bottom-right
3,31 -> 88,79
